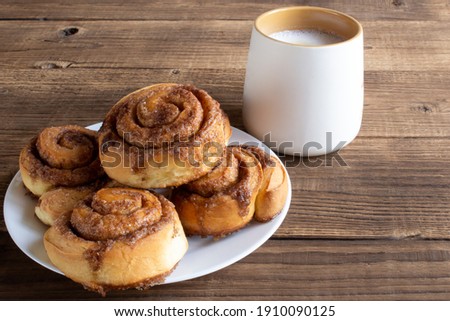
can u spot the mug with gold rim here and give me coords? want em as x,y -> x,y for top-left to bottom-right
243,6 -> 364,156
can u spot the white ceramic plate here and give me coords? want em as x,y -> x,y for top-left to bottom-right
4,124 -> 291,284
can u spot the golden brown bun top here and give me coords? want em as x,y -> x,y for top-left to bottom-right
242,145 -> 289,222
37,126 -> 98,170
69,187 -> 165,241
186,146 -> 238,197
183,146 -> 262,211
240,145 -> 276,169
20,125 -> 103,187
99,83 -> 230,149
242,145 -> 286,192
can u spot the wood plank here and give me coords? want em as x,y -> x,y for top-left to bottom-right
0,67 -> 449,239
0,69 -> 448,138
2,136 -> 450,239
364,71 -> 450,138
0,0 -> 447,22
3,235 -> 450,300
0,20 -> 449,71
1,0 -> 449,302
277,135 -> 450,239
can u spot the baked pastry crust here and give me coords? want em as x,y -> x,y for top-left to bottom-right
172,146 -> 263,237
242,146 -> 289,222
98,83 -> 231,188
35,185 -> 96,226
19,125 -> 103,196
35,178 -> 123,226
172,145 -> 288,237
43,187 -> 188,295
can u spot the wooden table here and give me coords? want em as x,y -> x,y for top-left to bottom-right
1,0 -> 449,300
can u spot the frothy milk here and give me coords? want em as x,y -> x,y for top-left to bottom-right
269,29 -> 343,46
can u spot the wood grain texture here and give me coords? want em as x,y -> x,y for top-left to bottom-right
1,0 -> 450,300
0,0 -> 448,21
3,235 -> 450,300
0,20 -> 449,71
0,69 -> 448,138
0,69 -> 449,238
2,136 -> 450,239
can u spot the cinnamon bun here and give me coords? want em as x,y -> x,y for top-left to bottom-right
98,83 -> 231,188
19,125 -> 103,196
171,146 -> 263,237
43,187 -> 188,295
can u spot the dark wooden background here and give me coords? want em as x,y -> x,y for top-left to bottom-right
1,0 -> 450,300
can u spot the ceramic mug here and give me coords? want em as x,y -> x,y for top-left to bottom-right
243,6 -> 364,156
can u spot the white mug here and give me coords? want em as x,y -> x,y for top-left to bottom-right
243,6 -> 364,156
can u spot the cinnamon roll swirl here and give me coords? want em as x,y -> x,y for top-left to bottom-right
19,125 -> 103,197
35,185 -> 96,226
171,146 -> 263,237
35,178 -> 123,226
44,187 -> 188,295
172,145 -> 288,237
241,146 -> 289,222
98,83 -> 232,188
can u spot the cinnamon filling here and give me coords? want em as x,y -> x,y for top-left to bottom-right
186,147 -> 238,197
36,126 -> 97,169
98,84 -> 229,175
51,190 -> 176,273
241,145 -> 276,169
182,146 -> 262,213
70,188 -> 163,241
115,85 -> 205,148
20,125 -> 103,186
